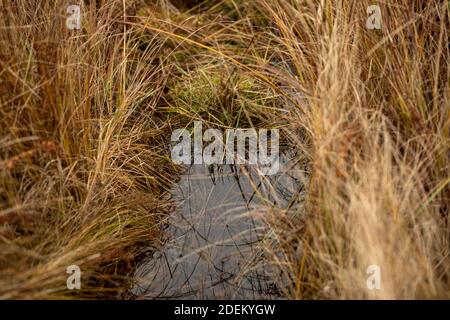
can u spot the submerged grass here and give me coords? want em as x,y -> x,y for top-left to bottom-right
0,0 -> 449,299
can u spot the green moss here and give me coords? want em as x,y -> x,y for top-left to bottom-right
167,64 -> 277,128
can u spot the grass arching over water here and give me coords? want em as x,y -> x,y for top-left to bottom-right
0,0 -> 449,299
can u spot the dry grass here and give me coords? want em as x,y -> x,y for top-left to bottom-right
0,0 -> 449,299
0,0 -> 180,298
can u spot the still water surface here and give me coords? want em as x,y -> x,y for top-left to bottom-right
132,155 -> 304,299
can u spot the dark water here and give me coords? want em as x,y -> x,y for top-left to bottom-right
132,155 -> 305,299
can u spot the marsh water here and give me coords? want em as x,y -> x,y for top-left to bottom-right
132,155 -> 304,299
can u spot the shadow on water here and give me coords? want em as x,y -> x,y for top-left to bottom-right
132,153 -> 306,299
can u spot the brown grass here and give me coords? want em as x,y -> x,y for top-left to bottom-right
0,0 -> 448,299
0,0 -> 180,299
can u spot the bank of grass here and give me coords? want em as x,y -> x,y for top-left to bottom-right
1,0 -> 449,299
0,0 -> 181,298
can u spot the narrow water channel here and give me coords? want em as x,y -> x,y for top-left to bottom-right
132,154 -> 305,299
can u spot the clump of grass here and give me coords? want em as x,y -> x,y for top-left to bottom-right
167,65 -> 279,128
246,0 -> 449,299
0,0 -> 181,298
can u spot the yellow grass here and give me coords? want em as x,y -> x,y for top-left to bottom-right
1,0 -> 448,299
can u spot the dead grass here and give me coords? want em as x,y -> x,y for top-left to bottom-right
0,0 -> 448,299
0,0 -> 180,299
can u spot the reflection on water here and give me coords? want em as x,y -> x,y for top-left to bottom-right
132,154 -> 305,299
